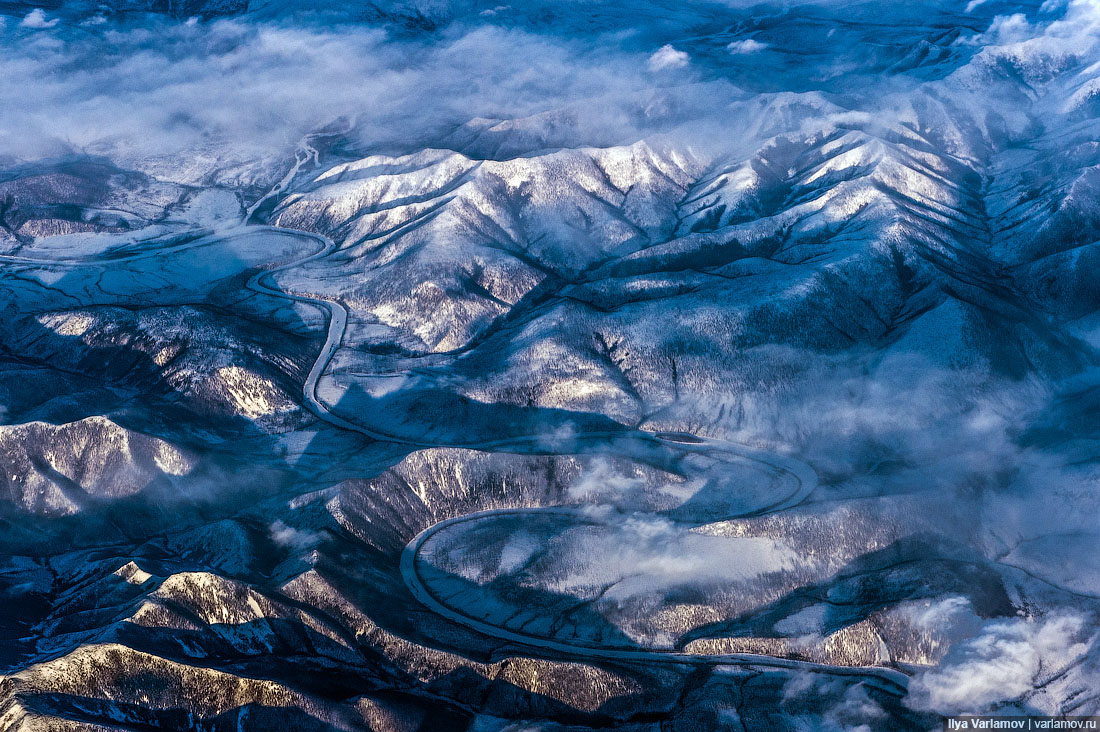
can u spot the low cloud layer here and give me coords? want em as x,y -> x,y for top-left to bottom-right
0,16 -> 731,178
0,0 -> 1092,181
907,613 -> 1092,715
269,519 -> 325,553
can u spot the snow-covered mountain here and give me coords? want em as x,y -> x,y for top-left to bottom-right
1,0 -> 1100,730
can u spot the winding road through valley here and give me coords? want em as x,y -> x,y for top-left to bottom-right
245,226 -> 911,692
401,509 -> 910,691
1,223 -> 911,693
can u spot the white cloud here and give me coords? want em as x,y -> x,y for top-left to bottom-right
547,513 -> 800,606
978,13 -> 1035,44
781,674 -> 888,731
269,520 -> 324,553
902,597 -> 981,636
648,44 -> 689,71
567,457 -> 645,502
906,614 -> 1091,715
727,38 -> 767,54
0,21 -> 740,177
19,9 -> 59,29
956,0 -> 1100,70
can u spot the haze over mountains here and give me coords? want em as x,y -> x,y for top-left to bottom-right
1,0 -> 1099,729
